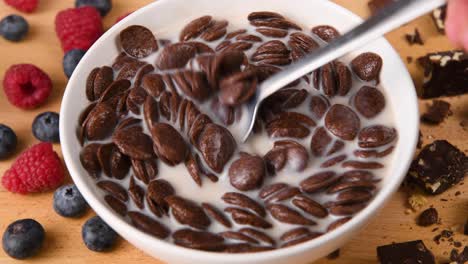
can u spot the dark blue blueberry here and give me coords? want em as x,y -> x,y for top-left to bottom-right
82,216 -> 118,252
75,0 -> 112,16
0,15 -> 29,42
53,184 -> 88,218
0,124 -> 17,159
63,49 -> 86,78
2,219 -> 45,259
32,112 -> 60,143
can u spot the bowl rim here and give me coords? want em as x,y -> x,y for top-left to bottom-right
60,0 -> 419,261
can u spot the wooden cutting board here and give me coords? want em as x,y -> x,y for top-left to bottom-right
0,0 -> 466,263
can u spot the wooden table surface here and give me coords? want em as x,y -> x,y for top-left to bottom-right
0,0 -> 466,263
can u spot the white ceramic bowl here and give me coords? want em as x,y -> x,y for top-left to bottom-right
60,0 -> 419,263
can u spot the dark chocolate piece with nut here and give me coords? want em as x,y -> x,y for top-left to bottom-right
409,140 -> 467,195
417,50 -> 468,98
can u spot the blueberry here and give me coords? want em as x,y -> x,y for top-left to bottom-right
75,0 -> 112,16
82,216 -> 118,252
53,184 -> 88,218
32,112 -> 60,143
0,15 -> 29,42
63,49 -> 86,78
2,219 -> 45,259
0,124 -> 17,160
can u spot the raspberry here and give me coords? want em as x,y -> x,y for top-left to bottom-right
55,6 -> 103,52
2,142 -> 64,194
4,0 -> 38,13
3,64 -> 52,109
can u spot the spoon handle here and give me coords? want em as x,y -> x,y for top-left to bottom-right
257,0 -> 446,101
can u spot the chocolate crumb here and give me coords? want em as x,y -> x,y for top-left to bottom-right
406,56 -> 414,64
418,208 -> 438,226
441,199 -> 449,202
417,131 -> 423,149
405,29 -> 424,45
421,100 -> 452,124
432,227 -> 439,232
327,249 -> 340,259
454,241 -> 462,248
455,191 -> 461,196
464,219 -> 468,235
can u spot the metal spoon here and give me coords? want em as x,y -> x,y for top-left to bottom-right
241,0 -> 446,142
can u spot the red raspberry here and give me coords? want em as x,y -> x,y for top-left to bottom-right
55,6 -> 103,52
3,64 -> 52,109
2,143 -> 64,194
4,0 -> 38,13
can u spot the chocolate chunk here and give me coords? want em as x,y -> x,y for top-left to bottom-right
264,140 -> 309,174
197,123 -> 236,173
120,25 -> 158,58
222,192 -> 265,217
311,25 -> 340,43
421,100 -> 452,124
368,0 -> 396,15
180,16 -> 213,41
358,125 -> 397,148
417,50 -> 468,98
165,196 -> 211,230
354,86 -> 386,119
202,203 -> 231,228
418,208 -> 438,226
156,43 -> 196,70
377,240 -> 435,264
151,123 -> 187,166
409,140 -> 467,195
405,29 -> 424,46
219,69 -> 258,106
228,155 -> 265,191
432,6 -> 447,33
327,249 -> 341,260
112,126 -> 154,160
224,207 -> 272,229
351,52 -> 382,83
325,104 -> 360,140
128,211 -> 170,239
173,229 -> 224,251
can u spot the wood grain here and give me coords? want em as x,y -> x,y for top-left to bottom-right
0,1 -> 466,263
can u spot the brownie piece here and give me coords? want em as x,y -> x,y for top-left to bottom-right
405,29 -> 424,46
368,0 -> 396,15
417,51 -> 468,98
409,140 -> 467,195
421,100 -> 451,124
377,240 -> 435,264
432,5 -> 447,33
